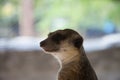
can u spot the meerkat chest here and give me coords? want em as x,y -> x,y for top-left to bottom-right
58,62 -> 81,80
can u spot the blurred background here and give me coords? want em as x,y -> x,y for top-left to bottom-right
0,0 -> 120,80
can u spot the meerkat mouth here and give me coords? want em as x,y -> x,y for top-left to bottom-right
41,47 -> 59,52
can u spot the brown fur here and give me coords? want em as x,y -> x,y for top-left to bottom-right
40,29 -> 98,80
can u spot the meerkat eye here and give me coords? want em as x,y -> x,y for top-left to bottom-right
73,37 -> 83,48
52,33 -> 66,43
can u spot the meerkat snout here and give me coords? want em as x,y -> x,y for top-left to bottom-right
40,40 -> 46,47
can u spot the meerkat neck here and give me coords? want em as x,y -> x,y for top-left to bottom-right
57,47 -> 85,80
52,47 -> 82,66
61,46 -> 85,65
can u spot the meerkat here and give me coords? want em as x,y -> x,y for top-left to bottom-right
40,29 -> 98,80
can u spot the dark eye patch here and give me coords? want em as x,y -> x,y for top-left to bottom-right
51,33 -> 66,44
73,37 -> 83,48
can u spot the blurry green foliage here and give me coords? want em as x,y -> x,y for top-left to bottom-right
0,0 -> 19,27
34,0 -> 120,33
0,0 -> 120,35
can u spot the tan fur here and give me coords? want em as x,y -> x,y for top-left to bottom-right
51,40 -> 79,65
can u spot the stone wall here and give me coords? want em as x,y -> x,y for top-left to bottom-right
0,47 -> 120,80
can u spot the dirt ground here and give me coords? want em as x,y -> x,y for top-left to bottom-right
0,47 -> 120,80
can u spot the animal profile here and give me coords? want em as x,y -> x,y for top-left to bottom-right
40,29 -> 98,80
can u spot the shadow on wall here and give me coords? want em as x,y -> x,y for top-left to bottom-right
0,47 -> 120,80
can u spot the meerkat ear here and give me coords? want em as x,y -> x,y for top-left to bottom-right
73,37 -> 83,48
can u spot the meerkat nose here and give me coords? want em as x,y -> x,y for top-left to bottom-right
40,40 -> 46,47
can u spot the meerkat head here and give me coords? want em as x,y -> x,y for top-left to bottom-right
40,29 -> 83,63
